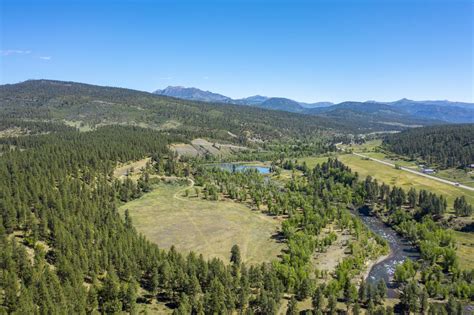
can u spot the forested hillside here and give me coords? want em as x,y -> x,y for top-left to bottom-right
0,80 -> 347,141
0,126 -> 381,313
383,124 -> 474,169
0,126 -> 179,313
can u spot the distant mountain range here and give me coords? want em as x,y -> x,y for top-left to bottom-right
154,86 -> 232,103
153,86 -> 333,110
154,86 -> 474,125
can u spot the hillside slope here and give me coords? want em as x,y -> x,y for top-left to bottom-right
383,124 -> 474,168
387,99 -> 474,123
307,102 -> 441,129
0,80 -> 347,141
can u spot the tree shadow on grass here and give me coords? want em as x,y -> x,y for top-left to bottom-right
271,231 -> 286,243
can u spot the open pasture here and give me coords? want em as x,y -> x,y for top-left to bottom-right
337,154 -> 474,207
119,183 -> 284,264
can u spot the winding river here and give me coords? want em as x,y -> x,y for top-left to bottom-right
212,163 -> 473,310
354,206 -> 420,298
215,163 -> 421,297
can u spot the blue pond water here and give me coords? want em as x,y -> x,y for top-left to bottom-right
214,163 -> 271,174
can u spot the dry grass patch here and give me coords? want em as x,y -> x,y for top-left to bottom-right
113,157 -> 151,179
312,229 -> 352,276
63,120 -> 94,132
0,127 -> 27,137
119,183 -> 284,264
171,138 -> 247,157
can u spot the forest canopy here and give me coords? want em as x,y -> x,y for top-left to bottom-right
383,124 -> 474,169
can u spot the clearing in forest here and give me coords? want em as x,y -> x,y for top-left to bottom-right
119,183 -> 284,264
171,138 -> 247,157
113,157 -> 151,179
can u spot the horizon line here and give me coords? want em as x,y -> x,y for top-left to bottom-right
3,78 -> 473,105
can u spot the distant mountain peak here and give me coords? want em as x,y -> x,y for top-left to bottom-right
154,86 -> 231,103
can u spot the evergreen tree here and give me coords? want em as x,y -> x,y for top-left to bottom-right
230,244 -> 242,266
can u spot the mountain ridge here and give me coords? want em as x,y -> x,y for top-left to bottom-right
153,85 -> 474,124
2,80 -> 471,141
1,79 -> 354,141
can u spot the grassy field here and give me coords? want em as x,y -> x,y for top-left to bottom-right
336,154 -> 474,207
298,154 -> 338,169
291,152 -> 474,208
119,182 -> 284,264
63,120 -> 94,132
436,168 -> 474,188
346,140 -> 474,187
453,231 -> 474,270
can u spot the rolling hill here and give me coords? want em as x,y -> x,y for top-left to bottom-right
0,80 -> 347,141
386,99 -> 474,124
258,97 -> 305,112
306,101 -> 441,129
4,80 -> 470,140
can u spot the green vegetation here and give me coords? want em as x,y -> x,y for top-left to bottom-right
0,80 -> 349,142
337,154 -> 474,208
0,82 -> 472,313
194,161 -> 392,312
436,168 -> 474,188
0,118 -> 76,136
332,154 -> 474,266
0,122 -> 472,313
346,139 -> 474,188
0,126 -> 297,314
352,176 -> 473,308
383,124 -> 474,169
453,231 -> 474,270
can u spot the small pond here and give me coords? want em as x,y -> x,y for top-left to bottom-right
212,163 -> 271,174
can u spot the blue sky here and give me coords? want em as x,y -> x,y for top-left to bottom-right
1,0 -> 472,102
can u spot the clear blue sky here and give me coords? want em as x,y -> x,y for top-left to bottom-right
1,0 -> 472,103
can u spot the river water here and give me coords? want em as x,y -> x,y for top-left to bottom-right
209,164 -> 471,309
354,206 -> 420,298
214,163 -> 420,296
